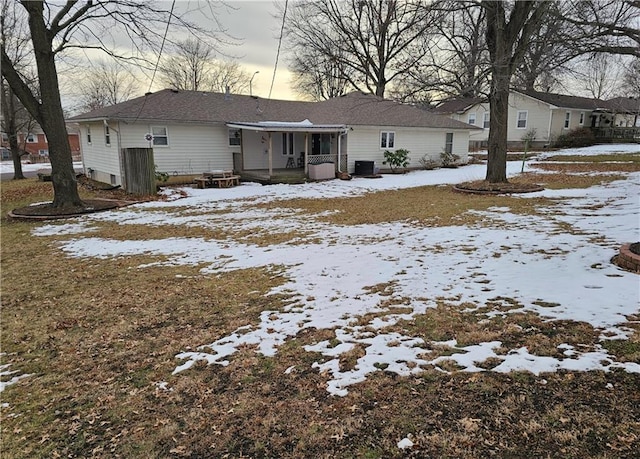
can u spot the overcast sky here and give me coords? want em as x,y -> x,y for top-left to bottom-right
206,1 -> 295,100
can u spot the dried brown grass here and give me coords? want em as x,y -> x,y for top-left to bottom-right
2,174 -> 639,458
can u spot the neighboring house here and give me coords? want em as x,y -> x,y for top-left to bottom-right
606,97 -> 640,128
68,89 -> 478,188
433,90 -> 621,149
0,124 -> 82,162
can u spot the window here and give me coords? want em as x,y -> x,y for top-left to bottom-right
104,125 -> 111,146
228,128 -> 241,146
26,133 -> 36,143
483,112 -> 490,129
281,132 -> 294,156
468,113 -> 476,125
579,112 -> 585,126
151,126 -> 168,146
444,132 -> 454,154
380,131 -> 395,149
38,149 -> 49,156
516,111 -> 528,129
86,126 -> 92,144
564,112 -> 571,129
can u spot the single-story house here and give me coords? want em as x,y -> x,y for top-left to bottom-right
68,90 -> 478,188
432,90 -> 627,149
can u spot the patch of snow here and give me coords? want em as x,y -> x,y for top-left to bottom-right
29,145 -> 640,395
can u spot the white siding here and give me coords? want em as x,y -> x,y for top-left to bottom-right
506,93 -> 552,143
79,121 -> 123,185
241,131 -> 306,170
345,126 -> 469,172
81,121 -> 240,185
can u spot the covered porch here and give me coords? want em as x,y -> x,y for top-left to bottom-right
227,120 -> 348,182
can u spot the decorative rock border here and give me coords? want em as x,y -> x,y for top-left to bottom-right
612,243 -> 640,273
7,198 -> 137,221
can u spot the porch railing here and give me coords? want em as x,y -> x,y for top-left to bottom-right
307,153 -> 348,172
592,127 -> 640,141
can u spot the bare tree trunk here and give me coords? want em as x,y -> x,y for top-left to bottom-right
486,84 -> 509,182
24,1 -> 82,207
1,85 -> 26,180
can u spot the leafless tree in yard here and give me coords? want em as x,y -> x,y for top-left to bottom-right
431,1 -> 490,99
290,45 -> 354,101
76,60 -> 141,112
0,0 -> 37,180
159,38 -> 252,94
1,0 -> 225,208
284,0 -> 444,99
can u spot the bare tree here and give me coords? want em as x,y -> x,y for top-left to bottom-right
0,0 -> 36,180
290,45 -> 354,101
563,0 -> 640,58
621,57 -> 640,97
1,1 -> 224,209
159,38 -> 251,93
76,60 -> 140,112
431,1 -> 489,99
284,0 -> 444,98
207,60 -> 252,94
482,0 -> 550,183
578,53 -> 625,99
160,38 -> 213,91
512,3 -> 575,92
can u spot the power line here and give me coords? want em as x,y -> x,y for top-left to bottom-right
148,0 -> 176,93
269,0 -> 288,100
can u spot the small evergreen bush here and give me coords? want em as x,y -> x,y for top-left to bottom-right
382,148 -> 410,173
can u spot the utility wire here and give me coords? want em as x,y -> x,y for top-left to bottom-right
133,0 -> 176,124
268,0 -> 288,100
148,0 -> 176,92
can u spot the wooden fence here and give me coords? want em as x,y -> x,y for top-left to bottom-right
120,147 -> 156,195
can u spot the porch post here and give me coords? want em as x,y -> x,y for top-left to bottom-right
304,132 -> 309,175
268,132 -> 273,178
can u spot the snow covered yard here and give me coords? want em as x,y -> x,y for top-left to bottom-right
30,144 -> 640,396
2,144 -> 639,458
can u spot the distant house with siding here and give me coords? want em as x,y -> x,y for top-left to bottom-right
433,90 -> 620,149
68,90 -> 478,188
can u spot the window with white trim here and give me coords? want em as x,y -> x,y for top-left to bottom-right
26,133 -> 36,143
228,128 -> 241,146
38,149 -> 49,156
104,125 -> 111,146
380,131 -> 395,149
468,113 -> 476,125
579,112 -> 585,125
483,112 -> 490,129
86,126 -> 92,144
564,112 -> 571,129
516,111 -> 528,129
281,132 -> 294,156
444,132 -> 454,154
151,126 -> 168,146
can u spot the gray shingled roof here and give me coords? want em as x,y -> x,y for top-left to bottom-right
69,90 -> 476,130
606,97 -> 640,113
519,90 -> 609,110
430,97 -> 485,114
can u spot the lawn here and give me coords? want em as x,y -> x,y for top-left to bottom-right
1,144 -> 639,458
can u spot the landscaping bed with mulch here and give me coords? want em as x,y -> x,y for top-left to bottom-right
453,179 -> 544,194
9,199 -> 122,219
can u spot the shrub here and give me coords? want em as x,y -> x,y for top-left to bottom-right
382,148 -> 410,173
440,151 -> 461,168
418,154 -> 439,170
155,165 -> 169,183
554,127 -> 596,148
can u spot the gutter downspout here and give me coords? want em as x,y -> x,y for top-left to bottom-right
547,109 -> 553,146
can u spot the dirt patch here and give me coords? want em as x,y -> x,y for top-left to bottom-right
630,242 -> 640,256
453,180 -> 544,195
